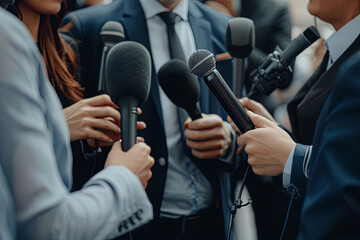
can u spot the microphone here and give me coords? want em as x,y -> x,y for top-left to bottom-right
98,21 -> 125,94
249,26 -> 320,96
158,59 -> 202,120
188,49 -> 254,133
106,41 -> 151,151
225,17 -> 255,97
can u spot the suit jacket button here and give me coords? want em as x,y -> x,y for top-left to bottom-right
159,157 -> 166,166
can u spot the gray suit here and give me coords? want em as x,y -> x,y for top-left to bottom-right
0,8 -> 152,240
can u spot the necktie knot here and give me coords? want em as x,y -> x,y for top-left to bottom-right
158,11 -> 177,26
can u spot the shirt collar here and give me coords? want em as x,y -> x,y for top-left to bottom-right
139,0 -> 188,21
325,13 -> 360,64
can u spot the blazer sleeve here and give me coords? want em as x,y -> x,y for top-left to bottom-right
0,14 -> 152,240
298,52 -> 360,239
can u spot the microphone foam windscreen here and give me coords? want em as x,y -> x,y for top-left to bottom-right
303,26 -> 320,43
106,41 -> 151,106
226,17 -> 255,58
188,49 -> 216,78
158,59 -> 200,109
100,21 -> 125,45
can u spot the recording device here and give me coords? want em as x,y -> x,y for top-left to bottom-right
98,21 -> 125,94
225,17 -> 255,97
158,59 -> 202,120
188,49 -> 254,133
106,41 -> 151,151
249,26 -> 320,96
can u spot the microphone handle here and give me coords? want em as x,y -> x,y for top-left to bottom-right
118,96 -> 139,151
187,102 -> 202,120
204,70 -> 254,133
98,45 -> 110,93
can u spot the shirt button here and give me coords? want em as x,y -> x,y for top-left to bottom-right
159,157 -> 166,166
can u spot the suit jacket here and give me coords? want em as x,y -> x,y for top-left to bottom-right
287,34 -> 360,145
62,0 -> 236,233
298,51 -> 360,240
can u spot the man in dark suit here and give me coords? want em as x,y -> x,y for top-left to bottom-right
230,0 -> 360,238
62,0 -> 238,239
298,50 -> 360,239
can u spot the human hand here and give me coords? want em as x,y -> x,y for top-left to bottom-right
237,111 -> 295,176
184,114 -> 233,159
227,97 -> 276,135
64,95 -> 146,147
105,141 -> 154,188
64,94 -> 120,145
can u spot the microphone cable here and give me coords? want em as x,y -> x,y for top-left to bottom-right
226,164 -> 252,240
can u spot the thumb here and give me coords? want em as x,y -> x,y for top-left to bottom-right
112,140 -> 124,151
248,111 -> 275,128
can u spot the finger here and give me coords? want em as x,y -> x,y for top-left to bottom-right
186,114 -> 222,130
87,118 -> 121,135
185,126 -> 224,141
227,115 -> 240,133
137,107 -> 142,115
85,128 -> 114,143
186,138 -> 223,151
90,106 -> 121,121
247,111 -> 274,128
137,121 -> 146,130
237,134 -> 247,151
191,148 -> 222,159
84,94 -> 119,108
136,136 -> 145,143
183,117 -> 192,128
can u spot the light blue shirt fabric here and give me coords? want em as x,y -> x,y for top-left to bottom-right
283,13 -> 360,188
139,0 -> 235,218
0,8 -> 152,239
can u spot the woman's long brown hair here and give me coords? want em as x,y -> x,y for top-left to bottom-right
9,1 -> 83,103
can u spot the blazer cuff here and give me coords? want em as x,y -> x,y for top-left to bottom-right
289,144 -> 310,197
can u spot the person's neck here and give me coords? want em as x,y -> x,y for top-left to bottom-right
17,2 -> 40,42
158,0 -> 181,11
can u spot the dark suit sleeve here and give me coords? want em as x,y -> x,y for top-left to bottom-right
298,52 -> 360,239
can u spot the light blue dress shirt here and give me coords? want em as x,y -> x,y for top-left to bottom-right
0,8 -> 152,239
283,13 -> 360,188
139,0 -> 236,218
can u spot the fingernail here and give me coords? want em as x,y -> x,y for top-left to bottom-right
184,122 -> 188,128
248,110 -> 254,115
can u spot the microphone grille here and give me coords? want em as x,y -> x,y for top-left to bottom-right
188,49 -> 216,78
106,41 -> 151,106
100,21 -> 125,45
303,26 -> 320,44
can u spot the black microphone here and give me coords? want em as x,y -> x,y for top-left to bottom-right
158,59 -> 202,120
225,17 -> 255,97
188,49 -> 254,133
98,21 -> 125,94
249,26 -> 320,96
106,41 -> 151,151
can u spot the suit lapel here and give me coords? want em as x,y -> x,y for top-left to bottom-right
121,0 -> 165,129
288,34 -> 360,143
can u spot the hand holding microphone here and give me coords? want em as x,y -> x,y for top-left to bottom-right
158,59 -> 233,159
188,49 -> 255,134
106,41 -> 151,151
